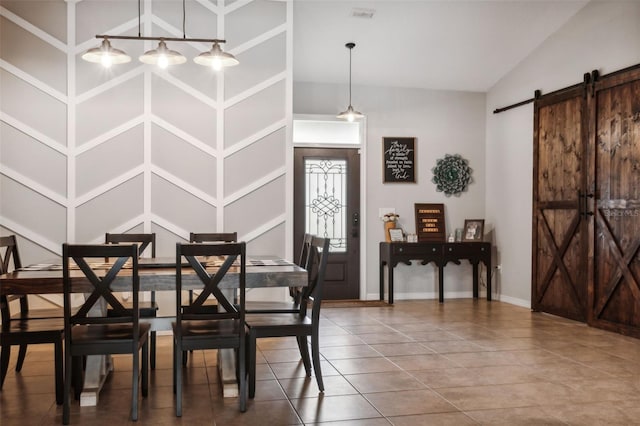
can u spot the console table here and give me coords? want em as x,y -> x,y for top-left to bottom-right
379,241 -> 492,304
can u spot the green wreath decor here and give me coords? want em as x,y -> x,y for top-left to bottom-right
431,154 -> 473,197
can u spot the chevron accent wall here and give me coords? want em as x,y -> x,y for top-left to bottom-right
0,0 -> 291,263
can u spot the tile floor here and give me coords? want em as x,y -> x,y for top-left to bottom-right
3,299 -> 640,425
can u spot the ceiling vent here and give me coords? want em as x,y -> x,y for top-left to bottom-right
351,8 -> 375,19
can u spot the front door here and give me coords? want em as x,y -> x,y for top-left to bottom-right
294,147 -> 360,300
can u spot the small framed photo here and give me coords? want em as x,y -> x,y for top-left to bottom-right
388,228 -> 404,242
462,219 -> 484,242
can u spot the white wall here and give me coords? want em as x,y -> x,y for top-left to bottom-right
0,0 -> 290,264
485,0 -> 640,307
294,82 -> 487,300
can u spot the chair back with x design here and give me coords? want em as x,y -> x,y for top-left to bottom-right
65,245 -> 139,325
174,241 -> 247,414
62,243 -> 149,424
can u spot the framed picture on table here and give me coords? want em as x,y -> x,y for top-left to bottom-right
462,219 -> 484,242
388,228 -> 404,242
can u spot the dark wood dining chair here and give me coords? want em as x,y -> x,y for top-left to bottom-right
105,232 -> 158,369
187,232 -> 237,307
245,236 -> 329,398
181,232 -> 238,366
62,243 -> 149,424
173,241 -> 247,415
244,232 -> 314,314
290,233 -> 314,304
0,235 -> 64,405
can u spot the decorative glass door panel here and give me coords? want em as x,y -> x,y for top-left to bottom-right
305,159 -> 347,253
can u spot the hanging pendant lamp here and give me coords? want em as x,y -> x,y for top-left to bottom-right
194,41 -> 239,71
82,0 -> 237,71
139,39 -> 186,69
337,42 -> 364,122
81,38 -> 131,68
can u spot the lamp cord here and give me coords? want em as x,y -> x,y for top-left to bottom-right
137,0 -> 141,37
183,0 -> 186,39
349,48 -> 352,105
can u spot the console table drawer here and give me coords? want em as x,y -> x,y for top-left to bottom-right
392,243 -> 441,256
444,243 -> 489,258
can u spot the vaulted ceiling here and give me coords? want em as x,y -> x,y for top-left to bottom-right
292,1 -> 589,92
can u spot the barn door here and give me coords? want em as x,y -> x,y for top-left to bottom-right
589,67 -> 640,336
532,85 -> 589,321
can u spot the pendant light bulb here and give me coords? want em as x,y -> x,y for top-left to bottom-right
101,54 -> 113,68
337,42 -> 363,121
211,57 -> 222,71
158,55 -> 169,69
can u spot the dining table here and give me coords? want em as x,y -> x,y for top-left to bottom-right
0,255 -> 307,406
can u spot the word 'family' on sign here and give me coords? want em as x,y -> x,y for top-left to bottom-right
383,137 -> 416,183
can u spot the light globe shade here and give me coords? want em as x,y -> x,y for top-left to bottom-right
194,42 -> 239,70
337,105 -> 364,122
337,42 -> 363,121
139,40 -> 186,68
82,38 -> 131,68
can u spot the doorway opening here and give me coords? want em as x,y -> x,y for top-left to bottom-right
292,116 -> 365,300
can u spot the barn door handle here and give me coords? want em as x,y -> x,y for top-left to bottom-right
583,192 -> 594,217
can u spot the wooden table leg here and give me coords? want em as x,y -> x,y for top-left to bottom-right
379,262 -> 385,301
438,265 -> 444,303
218,349 -> 239,397
80,297 -> 111,406
486,261 -> 492,301
472,263 -> 479,298
80,355 -> 111,406
218,288 -> 239,397
388,264 -> 394,304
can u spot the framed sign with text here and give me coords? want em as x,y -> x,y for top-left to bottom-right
414,203 -> 446,242
383,137 -> 416,183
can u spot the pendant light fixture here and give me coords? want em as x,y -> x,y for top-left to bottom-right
82,0 -> 238,71
81,38 -> 131,68
194,41 -> 240,70
337,42 -> 364,122
139,39 -> 186,69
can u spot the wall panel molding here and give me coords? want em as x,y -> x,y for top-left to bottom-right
0,0 -> 290,259
0,59 -> 67,102
0,112 -> 67,153
1,5 -> 66,51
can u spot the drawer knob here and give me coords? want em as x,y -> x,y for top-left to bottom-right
448,248 -> 452,251
432,248 -> 436,252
